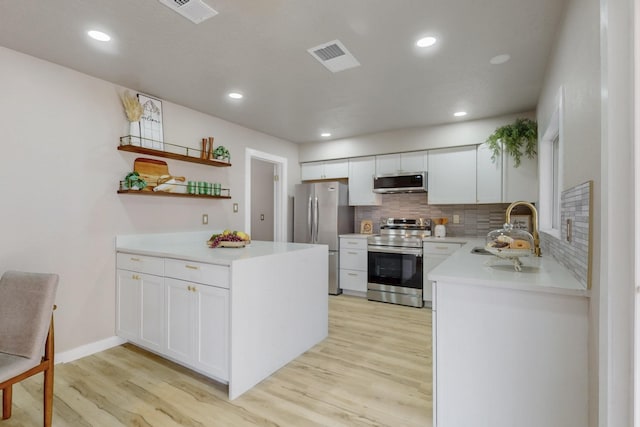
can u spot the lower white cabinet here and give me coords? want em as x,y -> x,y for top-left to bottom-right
116,268 -> 164,353
422,242 -> 462,305
432,280 -> 588,427
165,278 -> 229,380
116,253 -> 230,382
339,236 -> 368,294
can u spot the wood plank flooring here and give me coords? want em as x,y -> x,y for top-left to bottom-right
1,295 -> 432,427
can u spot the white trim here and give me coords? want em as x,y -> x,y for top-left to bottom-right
55,335 -> 126,364
244,148 -> 288,242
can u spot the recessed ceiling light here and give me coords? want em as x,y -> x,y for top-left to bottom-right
490,54 -> 511,65
228,92 -> 243,99
87,30 -> 111,42
416,36 -> 437,48
454,111 -> 467,117
320,132 -> 332,138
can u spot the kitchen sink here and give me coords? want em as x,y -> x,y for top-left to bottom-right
471,247 -> 492,255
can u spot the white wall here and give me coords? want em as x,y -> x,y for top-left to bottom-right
536,0 -> 635,426
298,111 -> 536,162
0,47 -> 299,353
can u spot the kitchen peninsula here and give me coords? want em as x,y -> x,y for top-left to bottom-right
115,231 -> 328,400
428,239 -> 589,427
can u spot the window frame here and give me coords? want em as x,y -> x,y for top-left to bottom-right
539,88 -> 564,238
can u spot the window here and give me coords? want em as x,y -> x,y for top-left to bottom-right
539,88 -> 563,237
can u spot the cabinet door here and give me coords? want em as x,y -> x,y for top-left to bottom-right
193,284 -> 229,380
400,151 -> 427,172
300,162 -> 324,181
348,157 -> 381,206
140,274 -> 165,352
503,152 -> 538,202
322,159 -> 348,179
375,154 -> 401,175
165,278 -> 194,364
476,143 -> 502,203
428,146 -> 477,204
116,269 -> 141,341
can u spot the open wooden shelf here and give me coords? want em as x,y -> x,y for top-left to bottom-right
117,190 -> 231,200
118,136 -> 231,167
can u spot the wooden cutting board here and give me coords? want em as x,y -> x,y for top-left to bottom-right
134,158 -> 169,189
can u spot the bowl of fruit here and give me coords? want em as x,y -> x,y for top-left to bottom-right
207,230 -> 251,248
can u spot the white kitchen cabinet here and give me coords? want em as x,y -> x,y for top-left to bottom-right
116,253 -> 164,353
348,156 -> 381,206
339,236 -> 368,295
375,151 -> 428,175
165,277 -> 229,380
502,150 -> 538,202
432,280 -> 588,427
422,242 -> 462,305
476,142 -> 538,203
427,146 -> 477,204
301,159 -> 348,181
476,143 -> 502,203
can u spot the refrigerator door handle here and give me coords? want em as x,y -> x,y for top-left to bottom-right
307,196 -> 313,242
313,195 -> 319,243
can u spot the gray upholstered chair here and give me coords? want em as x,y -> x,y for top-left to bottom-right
0,271 -> 59,427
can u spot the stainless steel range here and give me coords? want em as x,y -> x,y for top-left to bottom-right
367,218 -> 431,308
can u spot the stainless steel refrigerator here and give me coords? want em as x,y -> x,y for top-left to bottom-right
293,181 -> 354,295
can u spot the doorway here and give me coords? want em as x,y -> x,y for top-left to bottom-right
244,148 -> 288,242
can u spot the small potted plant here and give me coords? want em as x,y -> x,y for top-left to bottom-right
485,118 -> 538,167
213,146 -> 230,162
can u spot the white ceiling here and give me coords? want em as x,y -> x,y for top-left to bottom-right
0,0 -> 566,143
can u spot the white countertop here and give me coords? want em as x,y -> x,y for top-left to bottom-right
116,231 -> 323,266
339,233 -> 371,238
427,238 -> 589,297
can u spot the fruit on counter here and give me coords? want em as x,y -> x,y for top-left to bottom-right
207,230 -> 251,248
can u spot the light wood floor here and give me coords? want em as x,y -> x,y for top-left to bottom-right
2,295 -> 432,427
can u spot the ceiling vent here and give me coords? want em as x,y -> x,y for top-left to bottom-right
307,40 -> 361,73
158,0 -> 218,24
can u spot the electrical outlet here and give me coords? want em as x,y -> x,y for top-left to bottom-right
202,214 -> 208,225
233,203 -> 239,213
453,214 -> 460,224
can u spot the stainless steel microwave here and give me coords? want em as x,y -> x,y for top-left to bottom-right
373,172 -> 427,193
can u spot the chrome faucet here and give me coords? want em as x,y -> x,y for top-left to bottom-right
505,201 -> 541,257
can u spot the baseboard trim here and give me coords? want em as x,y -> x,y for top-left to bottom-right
56,336 -> 127,364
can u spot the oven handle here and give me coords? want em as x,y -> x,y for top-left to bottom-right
367,246 -> 423,257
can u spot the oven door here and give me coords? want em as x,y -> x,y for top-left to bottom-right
367,246 -> 423,288
367,246 -> 424,307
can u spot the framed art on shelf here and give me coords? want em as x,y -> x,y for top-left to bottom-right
137,94 -> 164,150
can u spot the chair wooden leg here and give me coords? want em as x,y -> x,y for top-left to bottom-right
43,315 -> 55,427
2,385 -> 12,420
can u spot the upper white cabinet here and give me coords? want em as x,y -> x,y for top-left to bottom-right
503,151 -> 538,202
427,146 -> 477,204
300,159 -> 348,181
348,157 -> 381,206
375,151 -> 428,175
476,143 -> 502,203
475,143 -> 539,203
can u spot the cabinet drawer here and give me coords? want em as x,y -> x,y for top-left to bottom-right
340,269 -> 367,292
340,238 -> 367,251
340,249 -> 367,271
423,242 -> 462,255
117,253 -> 164,276
165,259 -> 229,288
